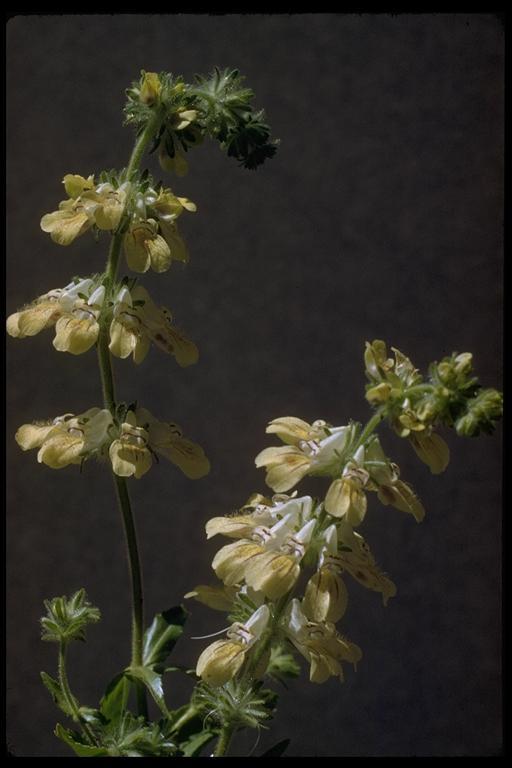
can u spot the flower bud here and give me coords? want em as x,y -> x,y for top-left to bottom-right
139,71 -> 162,106
455,389 -> 503,437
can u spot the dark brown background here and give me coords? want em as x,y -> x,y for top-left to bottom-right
6,14 -> 503,756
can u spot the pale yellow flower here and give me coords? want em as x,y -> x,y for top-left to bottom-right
196,605 -> 270,686
40,197 -> 96,246
16,408 -> 113,470
41,176 -> 130,245
109,412 -> 153,479
110,407 -> 210,480
283,600 -> 362,684
255,418 -> 357,493
302,526 -> 348,623
212,515 -> 316,600
53,285 -> 105,355
206,494 -> 313,541
63,174 -> 95,198
377,478 -> 425,523
127,286 -> 198,366
184,584 -> 238,612
123,220 -> 172,273
6,289 -> 66,338
409,432 -> 450,474
336,521 -> 397,605
324,445 -> 369,524
92,182 -> 129,231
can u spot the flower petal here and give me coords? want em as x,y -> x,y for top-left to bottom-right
196,640 -> 245,686
53,316 -> 99,355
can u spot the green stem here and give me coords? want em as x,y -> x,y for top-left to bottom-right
58,642 -> 98,746
169,705 -> 199,735
105,107 -> 163,283
95,107 -> 163,718
214,722 -> 236,758
356,405 -> 386,448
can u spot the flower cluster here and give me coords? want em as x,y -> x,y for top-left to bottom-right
40,174 -> 194,273
190,492 -> 387,687
364,340 -> 503,468
16,406 -> 209,479
190,341 -> 502,698
255,418 -> 425,523
124,68 -> 278,173
7,278 -> 197,365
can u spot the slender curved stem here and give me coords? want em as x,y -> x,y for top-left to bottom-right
58,642 -> 98,746
356,405 -> 386,449
95,107 -> 164,719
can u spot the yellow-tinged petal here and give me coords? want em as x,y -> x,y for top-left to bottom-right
159,221 -> 189,263
40,207 -> 92,246
15,423 -> 56,451
303,570 -> 348,623
324,478 -> 345,517
150,323 -> 198,366
37,434 -> 84,469
146,233 -> 172,273
93,190 -> 126,231
177,196 -> 197,212
109,440 -> 152,479
158,144 -> 189,177
212,541 -> 264,586
244,551 -> 300,600
152,433 -> 209,479
409,433 -> 450,474
63,174 -> 94,198
255,445 -> 310,492
309,651 -> 343,684
266,416 -> 313,445
140,71 -> 162,105
206,515 -> 261,540
325,478 -> 367,525
377,479 -> 425,522
196,639 -> 246,686
6,312 -> 22,337
124,227 -> 152,273
9,301 -> 62,338
185,584 -> 236,612
108,317 -> 150,364
53,316 -> 99,355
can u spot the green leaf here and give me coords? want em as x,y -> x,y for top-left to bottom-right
55,724 -> 108,757
78,706 -> 106,726
128,666 -> 169,716
99,672 -> 131,722
143,605 -> 187,671
181,730 -> 216,757
40,671 -> 74,718
260,738 -> 290,757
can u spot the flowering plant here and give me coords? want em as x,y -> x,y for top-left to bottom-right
7,68 -> 502,757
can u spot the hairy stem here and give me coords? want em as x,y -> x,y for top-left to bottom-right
96,107 -> 164,718
58,642 -> 98,746
213,722 -> 236,758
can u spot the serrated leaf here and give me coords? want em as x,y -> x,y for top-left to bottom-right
40,671 -> 75,717
55,724 -> 108,757
142,605 -> 187,671
260,738 -> 290,757
99,672 -> 131,722
182,730 -> 216,757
